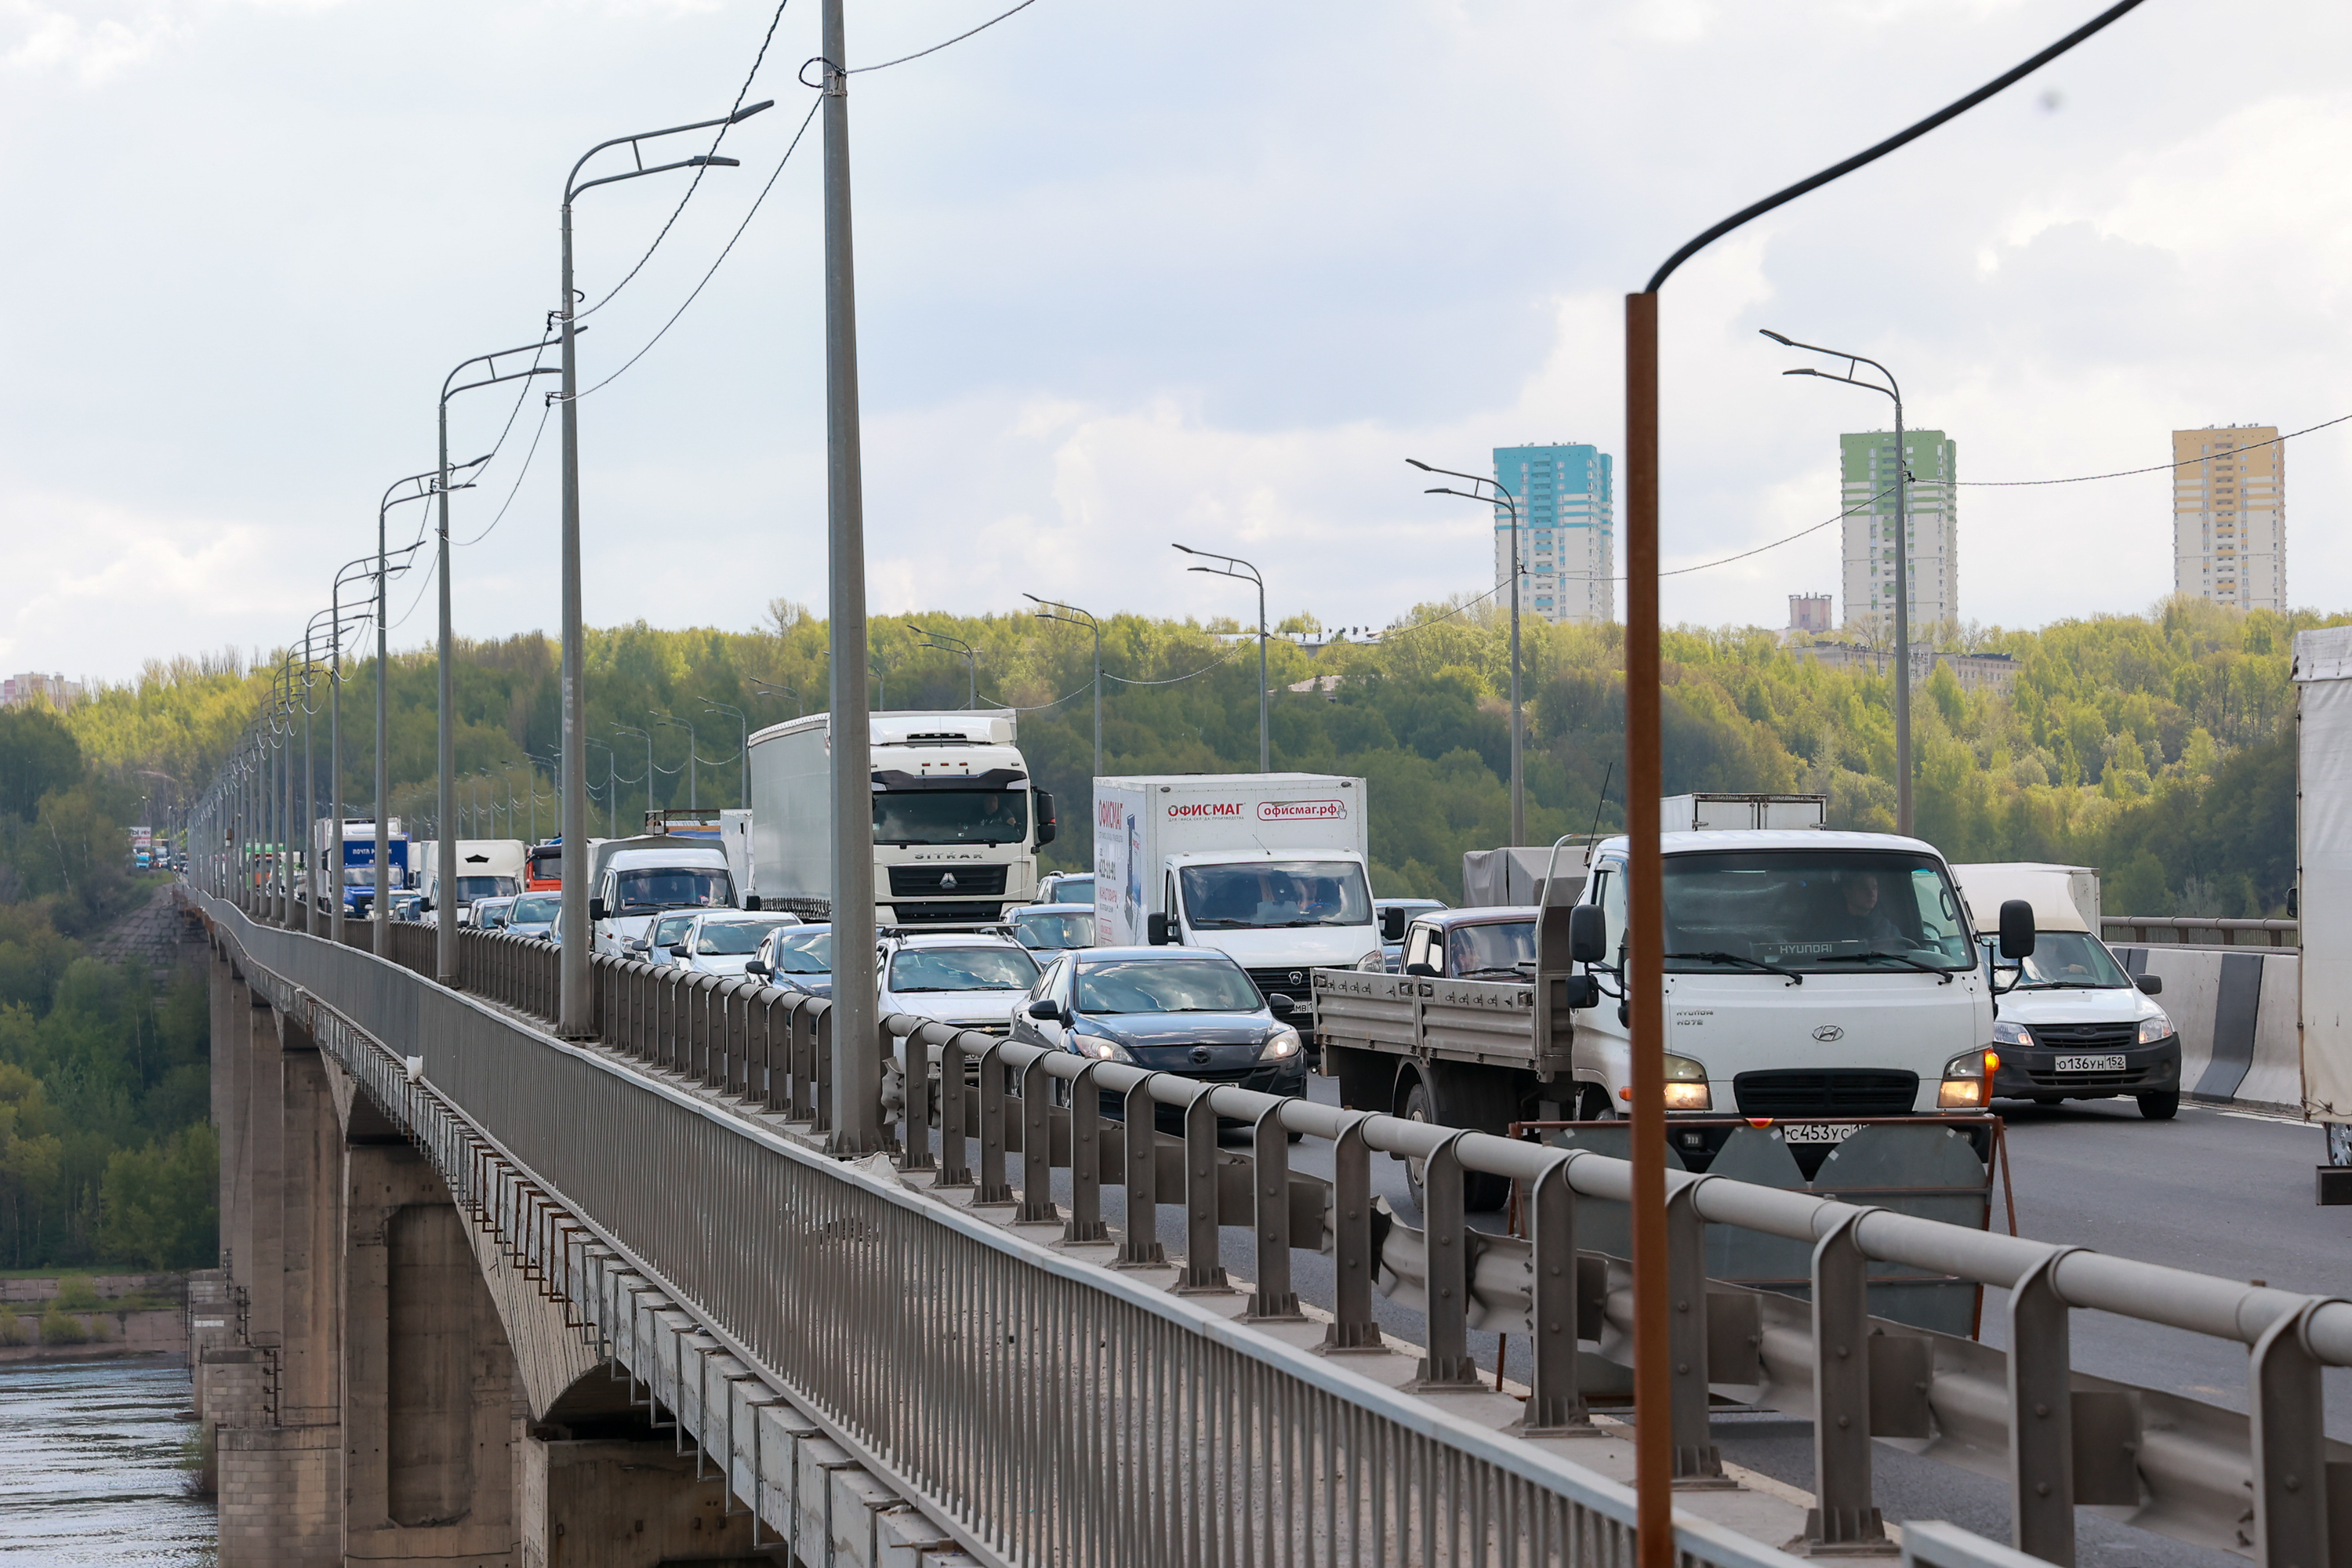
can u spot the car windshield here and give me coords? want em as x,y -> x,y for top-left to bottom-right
457,875 -> 517,902
698,918 -> 796,956
872,789 -> 1030,846
768,934 -> 831,974
510,895 -> 561,924
1076,958 -> 1264,1014
652,914 -> 695,946
1015,911 -> 1094,949
1178,860 -> 1373,931
887,946 -> 1040,993
1661,850 -> 1975,972
2002,931 -> 2133,989
1053,876 -> 1096,903
612,867 -> 733,913
476,904 -> 510,928
1445,920 -> 1535,977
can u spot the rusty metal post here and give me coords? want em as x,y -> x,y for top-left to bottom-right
1625,286 -> 1673,1566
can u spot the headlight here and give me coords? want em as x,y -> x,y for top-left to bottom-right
2139,1014 -> 2175,1045
1662,1053 -> 1711,1111
1356,949 -> 1386,971
1075,1035 -> 1131,1062
1991,1019 -> 2034,1047
1261,1027 -> 1303,1061
1939,1047 -> 2000,1109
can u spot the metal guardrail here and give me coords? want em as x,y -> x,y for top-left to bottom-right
2103,915 -> 2299,949
204,889 -> 2352,1568
204,891 -> 1795,1568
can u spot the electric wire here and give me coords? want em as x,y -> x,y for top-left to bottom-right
1958,412 -> 2352,486
569,93 -> 823,403
454,397 -> 556,548
848,0 -> 1040,73
576,0 -> 796,324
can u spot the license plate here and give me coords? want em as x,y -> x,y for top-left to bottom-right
1781,1122 -> 1862,1145
2053,1053 -> 2126,1073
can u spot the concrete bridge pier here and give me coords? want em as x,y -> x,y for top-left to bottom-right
201,945 -> 810,1568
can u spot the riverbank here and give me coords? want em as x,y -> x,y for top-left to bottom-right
0,1272 -> 189,1363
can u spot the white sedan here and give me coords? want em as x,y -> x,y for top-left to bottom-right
876,934 -> 1041,1034
664,909 -> 806,977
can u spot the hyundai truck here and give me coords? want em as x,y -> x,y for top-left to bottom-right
1094,773 -> 1381,1011
746,711 -> 1054,929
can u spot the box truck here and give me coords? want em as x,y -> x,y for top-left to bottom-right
2296,629 -> 2352,1192
312,818 -> 408,916
418,839 -> 527,919
746,712 -> 1053,929
1093,773 -> 1381,1009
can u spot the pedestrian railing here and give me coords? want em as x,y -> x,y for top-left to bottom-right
195,887 -> 2352,1568
2103,914 -> 2299,949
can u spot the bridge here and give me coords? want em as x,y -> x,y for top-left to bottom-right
180,873 -> 2352,1568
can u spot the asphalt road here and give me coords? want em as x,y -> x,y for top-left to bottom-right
1048,1080 -> 2344,1565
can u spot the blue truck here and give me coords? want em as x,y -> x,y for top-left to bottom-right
313,818 -> 410,917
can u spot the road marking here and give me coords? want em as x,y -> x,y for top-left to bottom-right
2220,1109 -> 2318,1128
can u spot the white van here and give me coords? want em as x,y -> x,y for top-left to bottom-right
1951,863 -> 2181,1119
585,836 -> 739,959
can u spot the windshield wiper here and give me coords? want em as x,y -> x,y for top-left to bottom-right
2014,979 -> 2118,989
1838,950 -> 1958,983
1665,951 -> 1803,985
1458,965 -> 1531,980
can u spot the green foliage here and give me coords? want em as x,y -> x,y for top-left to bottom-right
97,1123 -> 218,1272
0,709 -> 82,822
0,1303 -> 24,1346
53,1273 -> 98,1310
38,1301 -> 87,1345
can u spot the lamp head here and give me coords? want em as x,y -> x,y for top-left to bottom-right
1405,458 -> 1432,471
731,99 -> 775,123
1171,543 -> 1198,557
1759,328 -> 1795,346
1783,368 -> 1820,378
688,155 -> 742,169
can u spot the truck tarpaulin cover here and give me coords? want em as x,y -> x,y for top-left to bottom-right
2296,627 -> 2352,1123
1461,848 -> 1587,909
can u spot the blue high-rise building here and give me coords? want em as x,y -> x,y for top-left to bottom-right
1492,443 -> 1615,624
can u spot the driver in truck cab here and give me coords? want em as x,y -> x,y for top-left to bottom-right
1831,869 -> 1907,949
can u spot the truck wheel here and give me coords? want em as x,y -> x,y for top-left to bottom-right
1398,1072 -> 1512,1214
1400,1079 -> 1436,1214
2136,1091 -> 2180,1121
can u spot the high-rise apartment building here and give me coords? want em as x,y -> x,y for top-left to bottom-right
1840,430 -> 1958,639
1788,593 -> 1833,634
1492,443 -> 1614,624
2172,426 -> 2285,612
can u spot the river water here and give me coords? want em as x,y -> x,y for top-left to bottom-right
0,1357 -> 214,1564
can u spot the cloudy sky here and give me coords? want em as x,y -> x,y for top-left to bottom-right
2,0 -> 2347,684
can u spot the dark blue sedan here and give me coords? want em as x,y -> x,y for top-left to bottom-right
1007,946 -> 1307,1122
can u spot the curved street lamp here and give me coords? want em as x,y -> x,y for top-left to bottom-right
907,624 -> 976,710
1023,594 -> 1102,780
1171,543 -> 1269,772
1409,459 -> 1526,847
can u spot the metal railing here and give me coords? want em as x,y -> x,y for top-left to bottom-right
2103,914 -> 2299,949
204,891 -> 1784,1568
201,889 -> 2352,1568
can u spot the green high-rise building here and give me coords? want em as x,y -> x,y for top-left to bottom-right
1839,430 -> 1957,639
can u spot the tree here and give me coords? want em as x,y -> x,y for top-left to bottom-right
0,709 -> 82,821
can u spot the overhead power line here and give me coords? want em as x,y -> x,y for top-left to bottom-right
1959,412 -> 2352,486
850,0 -> 1042,73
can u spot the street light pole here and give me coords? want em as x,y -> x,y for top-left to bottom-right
652,712 -> 697,811
438,343 -> 555,983
906,624 -> 976,710
1761,330 -> 1914,835
555,100 -> 767,1037
750,677 -> 804,717
699,701 -> 750,808
1410,460 -> 1526,846
329,552 -> 407,945
1023,595 -> 1102,779
374,471 -> 440,953
817,0 -> 883,1154
1622,5 -> 2149,1560
1171,543 -> 1269,772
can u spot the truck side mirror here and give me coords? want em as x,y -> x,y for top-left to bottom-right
2288,886 -> 2299,919
1998,899 -> 2037,960
2136,974 -> 2163,996
1568,903 -> 1608,964
1562,973 -> 1599,1010
1269,993 -> 1296,1018
1146,913 -> 1170,947
589,897 -> 608,922
744,895 -> 761,912
1034,789 -> 1057,848
1379,907 -> 1409,942
1404,962 -> 1439,978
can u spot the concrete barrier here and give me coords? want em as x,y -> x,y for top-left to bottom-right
2112,945 -> 2302,1113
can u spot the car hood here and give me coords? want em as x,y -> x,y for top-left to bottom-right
509,922 -> 554,938
881,989 -> 1023,1027
690,955 -> 759,977
1997,985 -> 2165,1027
1079,1012 -> 1276,1051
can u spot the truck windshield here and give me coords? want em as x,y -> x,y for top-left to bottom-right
1180,861 -> 1373,930
456,876 -> 517,902
872,790 -> 1029,846
1662,850 -> 1974,972
528,848 -> 561,880
343,867 -> 399,887
611,868 -> 734,913
2002,931 -> 2132,989
1446,920 -> 1535,978
1076,958 -> 1263,1014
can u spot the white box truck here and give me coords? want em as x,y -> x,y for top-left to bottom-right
418,839 -> 526,920
746,711 -> 1054,929
2296,628 -> 2352,1191
1094,773 -> 1383,1007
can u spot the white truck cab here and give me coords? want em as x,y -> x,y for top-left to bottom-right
1570,828 -> 1999,1123
586,836 -> 739,958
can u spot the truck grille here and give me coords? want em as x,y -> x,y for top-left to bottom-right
2026,1022 -> 2137,1051
1733,1069 -> 1920,1119
888,865 -> 1008,898
1247,967 -> 1316,1001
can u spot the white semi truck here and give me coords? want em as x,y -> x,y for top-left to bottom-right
1093,773 -> 1382,1011
746,711 -> 1054,929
